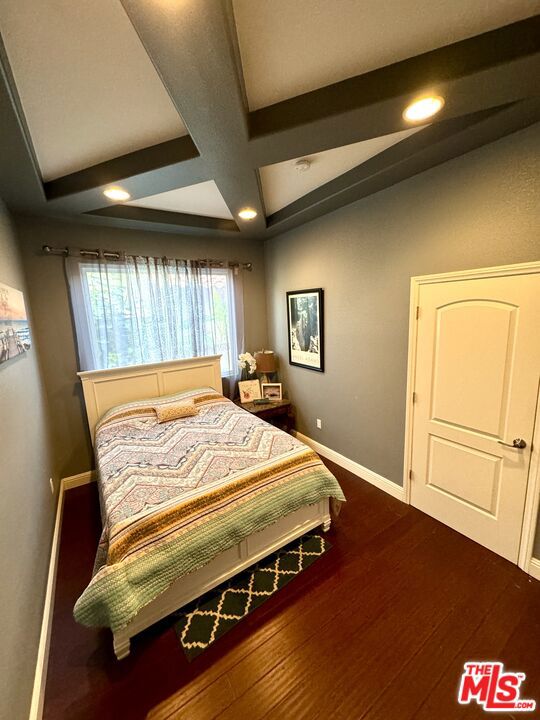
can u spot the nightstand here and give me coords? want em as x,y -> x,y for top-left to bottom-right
235,398 -> 295,433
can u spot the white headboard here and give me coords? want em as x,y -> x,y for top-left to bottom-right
78,355 -> 223,444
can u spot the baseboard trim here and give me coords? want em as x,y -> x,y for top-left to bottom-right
28,481 -> 65,720
528,558 -> 540,582
294,431 -> 406,502
29,470 -> 95,719
62,470 -> 95,490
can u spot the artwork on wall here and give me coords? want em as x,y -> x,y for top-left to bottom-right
287,288 -> 324,372
238,379 -> 261,404
0,282 -> 31,366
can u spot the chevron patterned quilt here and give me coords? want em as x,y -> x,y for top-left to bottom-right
74,388 -> 345,632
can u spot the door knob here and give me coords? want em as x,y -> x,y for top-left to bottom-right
497,438 -> 527,449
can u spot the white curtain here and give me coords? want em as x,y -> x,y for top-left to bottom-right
66,256 -> 244,392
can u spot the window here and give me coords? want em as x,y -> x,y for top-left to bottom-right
67,256 -> 240,375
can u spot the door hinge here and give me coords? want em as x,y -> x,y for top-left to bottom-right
416,306 -> 420,320
409,469 -> 413,480
412,391 -> 417,404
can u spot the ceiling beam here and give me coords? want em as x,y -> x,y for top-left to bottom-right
249,16 -> 540,167
120,0 -> 267,238
42,142 -> 209,217
87,204 -> 239,234
43,135 -> 208,211
44,135 -> 200,201
266,99 -> 540,236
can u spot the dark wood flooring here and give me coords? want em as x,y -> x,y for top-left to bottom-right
44,460 -> 540,720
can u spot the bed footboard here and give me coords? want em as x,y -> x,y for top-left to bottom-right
111,498 -> 330,659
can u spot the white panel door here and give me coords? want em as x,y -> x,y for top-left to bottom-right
410,273 -> 540,562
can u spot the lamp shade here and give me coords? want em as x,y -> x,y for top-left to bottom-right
255,351 -> 276,373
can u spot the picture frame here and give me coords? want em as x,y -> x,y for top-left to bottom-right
286,288 -> 324,372
0,281 -> 31,367
261,382 -> 283,402
238,379 -> 261,403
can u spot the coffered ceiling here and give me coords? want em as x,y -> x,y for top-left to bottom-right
0,0 -> 186,181
0,0 -> 538,241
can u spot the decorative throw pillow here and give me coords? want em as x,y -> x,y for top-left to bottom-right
154,399 -> 199,423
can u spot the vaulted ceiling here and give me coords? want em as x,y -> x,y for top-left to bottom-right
0,1 -> 538,241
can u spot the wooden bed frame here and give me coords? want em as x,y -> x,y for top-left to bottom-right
78,355 -> 330,659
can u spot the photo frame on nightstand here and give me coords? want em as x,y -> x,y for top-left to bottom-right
238,379 -> 261,404
261,382 -> 282,402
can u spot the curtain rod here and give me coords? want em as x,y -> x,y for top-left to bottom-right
41,245 -> 253,271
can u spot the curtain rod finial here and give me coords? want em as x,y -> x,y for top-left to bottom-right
42,244 -> 69,256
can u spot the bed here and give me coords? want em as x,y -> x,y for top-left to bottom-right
74,355 -> 345,659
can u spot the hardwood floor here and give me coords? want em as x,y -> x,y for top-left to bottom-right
43,460 -> 540,720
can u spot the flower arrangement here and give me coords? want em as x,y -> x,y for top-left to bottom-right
238,352 -> 257,379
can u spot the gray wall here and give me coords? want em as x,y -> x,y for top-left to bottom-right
0,200 -> 55,719
15,216 -> 268,479
265,124 -> 540,547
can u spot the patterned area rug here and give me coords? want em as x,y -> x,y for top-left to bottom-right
173,533 -> 331,660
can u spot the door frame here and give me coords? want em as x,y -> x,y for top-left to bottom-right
402,261 -> 540,573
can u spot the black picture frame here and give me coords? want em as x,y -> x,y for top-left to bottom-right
286,288 -> 324,372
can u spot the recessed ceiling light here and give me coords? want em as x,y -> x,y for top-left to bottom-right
238,208 -> 257,220
103,187 -> 131,202
403,96 -> 445,123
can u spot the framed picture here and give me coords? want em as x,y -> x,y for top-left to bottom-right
0,281 -> 31,366
286,288 -> 324,372
238,379 -> 261,403
261,382 -> 282,401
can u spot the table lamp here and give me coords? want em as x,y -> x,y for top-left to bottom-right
255,350 -> 276,384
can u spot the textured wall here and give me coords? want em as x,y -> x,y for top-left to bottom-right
16,216 -> 268,480
0,200 -> 55,719
265,124 -> 540,548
